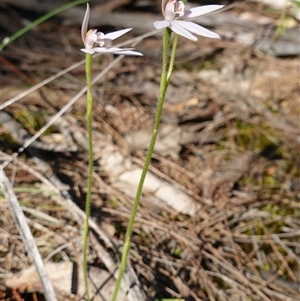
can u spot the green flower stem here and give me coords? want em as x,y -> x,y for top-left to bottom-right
111,27 -> 178,301
167,33 -> 179,83
83,52 -> 93,301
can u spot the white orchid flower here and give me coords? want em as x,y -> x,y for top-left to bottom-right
81,4 -> 142,56
154,0 -> 224,41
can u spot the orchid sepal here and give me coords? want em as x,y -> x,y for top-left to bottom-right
173,20 -> 221,39
184,5 -> 224,18
103,28 -> 133,41
170,21 -> 198,41
153,20 -> 170,30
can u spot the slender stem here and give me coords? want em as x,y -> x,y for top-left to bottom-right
167,33 -> 178,83
111,27 -> 173,301
83,52 -> 93,301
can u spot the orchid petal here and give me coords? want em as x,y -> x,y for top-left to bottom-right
175,20 -> 221,39
184,5 -> 224,18
93,47 -> 129,52
104,28 -> 132,41
153,20 -> 170,30
165,2 -> 176,20
93,47 -> 143,56
112,50 -> 143,56
177,1 -> 185,17
170,20 -> 197,41
81,3 -> 90,47
80,48 -> 96,54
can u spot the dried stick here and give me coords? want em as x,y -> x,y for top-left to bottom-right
0,168 -> 58,301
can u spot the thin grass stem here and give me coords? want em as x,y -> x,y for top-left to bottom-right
0,0 -> 89,51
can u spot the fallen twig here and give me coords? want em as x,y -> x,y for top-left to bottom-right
0,168 -> 58,301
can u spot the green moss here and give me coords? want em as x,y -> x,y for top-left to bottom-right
259,263 -> 271,272
16,110 -> 41,131
15,109 -> 56,135
262,203 -> 296,218
0,130 -> 16,144
172,246 -> 182,257
110,197 -> 118,208
263,175 -> 278,189
235,120 -> 279,151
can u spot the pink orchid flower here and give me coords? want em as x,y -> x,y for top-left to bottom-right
81,4 -> 142,56
154,0 -> 223,41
